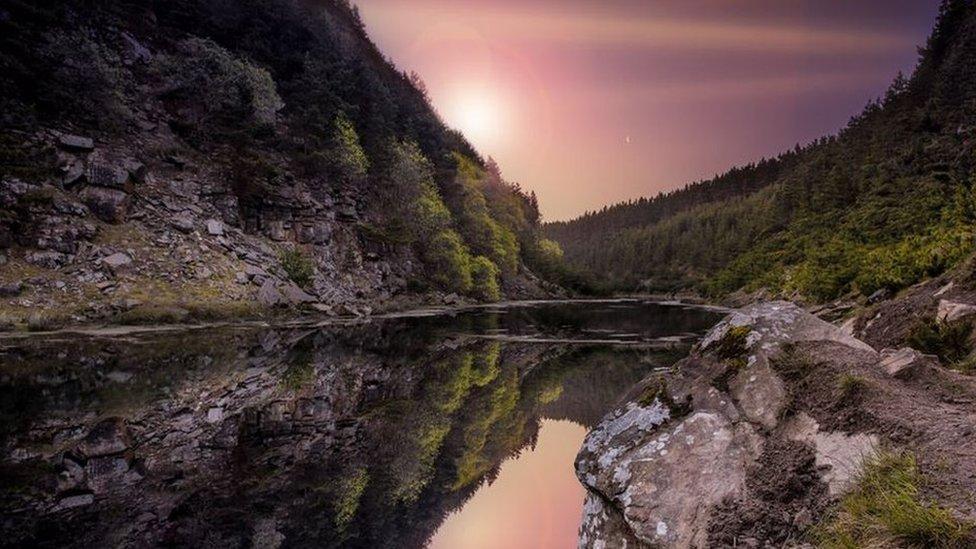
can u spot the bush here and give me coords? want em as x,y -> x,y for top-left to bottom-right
815,451 -> 970,548
424,230 -> 472,293
155,38 -> 283,134
908,318 -> 972,364
469,256 -> 501,302
280,247 -> 316,288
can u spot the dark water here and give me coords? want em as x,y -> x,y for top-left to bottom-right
0,300 -> 723,548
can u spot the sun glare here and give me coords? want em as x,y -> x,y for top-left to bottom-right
447,88 -> 505,150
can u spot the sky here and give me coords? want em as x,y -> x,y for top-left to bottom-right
357,0 -> 942,221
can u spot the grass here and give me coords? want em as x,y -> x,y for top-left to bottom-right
907,318 -> 972,365
837,373 -> 868,400
815,451 -> 971,548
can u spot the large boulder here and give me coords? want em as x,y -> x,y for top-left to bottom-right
577,302 -> 882,548
80,186 -> 130,223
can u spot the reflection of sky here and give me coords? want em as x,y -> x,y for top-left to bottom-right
358,1 -> 940,221
428,419 -> 587,549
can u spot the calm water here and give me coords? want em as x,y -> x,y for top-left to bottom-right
0,300 -> 722,548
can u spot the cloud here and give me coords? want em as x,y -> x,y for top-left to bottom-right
363,2 -> 915,54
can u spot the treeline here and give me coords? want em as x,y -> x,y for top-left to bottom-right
0,0 -> 568,299
546,0 -> 976,302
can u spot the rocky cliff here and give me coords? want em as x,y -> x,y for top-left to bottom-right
0,0 -> 562,329
578,301 -> 976,548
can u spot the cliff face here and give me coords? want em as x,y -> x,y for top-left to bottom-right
0,0 -> 560,328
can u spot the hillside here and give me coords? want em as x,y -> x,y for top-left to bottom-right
0,0 -> 564,328
547,0 -> 976,303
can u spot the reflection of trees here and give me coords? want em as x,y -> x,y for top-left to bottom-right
0,307 -> 690,548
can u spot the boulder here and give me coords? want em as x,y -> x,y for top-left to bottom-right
76,417 -> 129,458
87,162 -> 129,189
281,283 -> 316,305
101,252 -> 132,273
170,212 -> 195,234
257,279 -> 283,307
59,134 -> 94,152
937,299 -> 976,323
577,302 -> 883,548
0,281 -> 24,297
80,186 -> 130,224
879,347 -> 938,378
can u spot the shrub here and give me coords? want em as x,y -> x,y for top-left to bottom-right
154,38 -> 283,133
280,247 -> 316,288
424,230 -> 472,293
469,256 -> 501,302
815,451 -> 970,548
329,113 -> 369,183
711,325 -> 752,361
908,318 -> 972,364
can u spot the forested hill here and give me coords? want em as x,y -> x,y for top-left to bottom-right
0,0 -> 567,325
546,0 -> 976,302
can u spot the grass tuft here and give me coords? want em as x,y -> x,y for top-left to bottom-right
815,451 -> 971,548
837,373 -> 868,400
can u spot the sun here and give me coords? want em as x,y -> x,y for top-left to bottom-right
446,87 -> 506,150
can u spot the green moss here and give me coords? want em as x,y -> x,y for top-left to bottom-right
637,378 -> 692,419
815,451 -> 971,548
711,325 -> 752,361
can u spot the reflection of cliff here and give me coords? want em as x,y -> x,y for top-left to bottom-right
0,316 -> 660,548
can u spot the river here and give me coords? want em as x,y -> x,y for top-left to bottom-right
0,300 -> 724,548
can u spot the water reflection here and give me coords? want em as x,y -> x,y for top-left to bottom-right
0,301 -> 722,548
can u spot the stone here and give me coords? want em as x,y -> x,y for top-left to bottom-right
55,493 -> 95,511
171,212 -> 195,234
937,299 -> 976,323
87,162 -> 129,189
281,283 -> 316,305
783,413 -> 879,496
578,406 -> 763,547
207,407 -> 224,423
867,288 -> 890,304
62,159 -> 85,186
26,250 -> 69,269
206,219 -> 224,236
123,159 -> 147,183
59,134 -> 94,152
76,417 -> 129,458
244,264 -> 268,280
0,281 -> 24,297
257,279 -> 283,307
80,186 -> 130,223
879,347 -> 937,378
101,252 -> 132,270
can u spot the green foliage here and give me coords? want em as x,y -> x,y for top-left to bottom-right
334,469 -> 369,529
424,230 -> 473,294
470,256 -> 501,302
154,37 -> 283,134
329,113 -> 369,182
908,318 -> 973,364
279,247 -> 316,288
815,451 -> 970,548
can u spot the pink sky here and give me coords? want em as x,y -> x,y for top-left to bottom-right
358,0 -> 940,221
